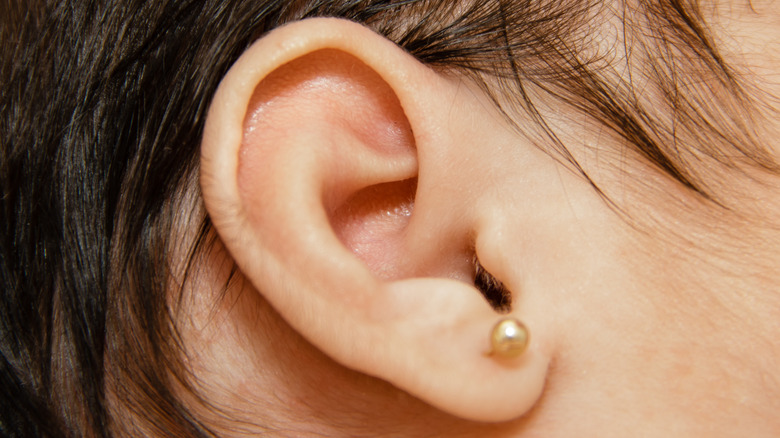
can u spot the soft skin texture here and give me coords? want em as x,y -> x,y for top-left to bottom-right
191,11 -> 780,438
200,19 -> 552,423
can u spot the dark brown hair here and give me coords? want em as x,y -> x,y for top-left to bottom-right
1,0 -> 775,436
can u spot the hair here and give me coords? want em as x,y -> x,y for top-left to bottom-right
1,0 -> 777,436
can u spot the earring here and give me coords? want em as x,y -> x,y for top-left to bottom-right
488,317 -> 529,358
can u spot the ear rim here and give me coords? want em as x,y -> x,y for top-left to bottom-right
201,18 -> 440,234
200,17 -> 551,423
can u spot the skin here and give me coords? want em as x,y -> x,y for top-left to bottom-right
176,3 -> 780,436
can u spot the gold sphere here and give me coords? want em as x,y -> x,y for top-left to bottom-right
490,318 -> 529,358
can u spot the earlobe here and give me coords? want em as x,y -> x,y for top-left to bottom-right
200,18 -> 551,422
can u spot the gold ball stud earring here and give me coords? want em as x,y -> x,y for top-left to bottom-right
488,317 -> 529,358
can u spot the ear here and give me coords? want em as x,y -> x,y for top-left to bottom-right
200,18 -> 550,422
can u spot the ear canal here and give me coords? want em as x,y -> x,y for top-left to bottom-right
201,18 -> 551,423
330,177 -> 417,279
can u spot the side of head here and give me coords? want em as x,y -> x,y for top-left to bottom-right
2,1 -> 779,437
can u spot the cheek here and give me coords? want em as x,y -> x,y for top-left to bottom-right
473,143 -> 677,370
